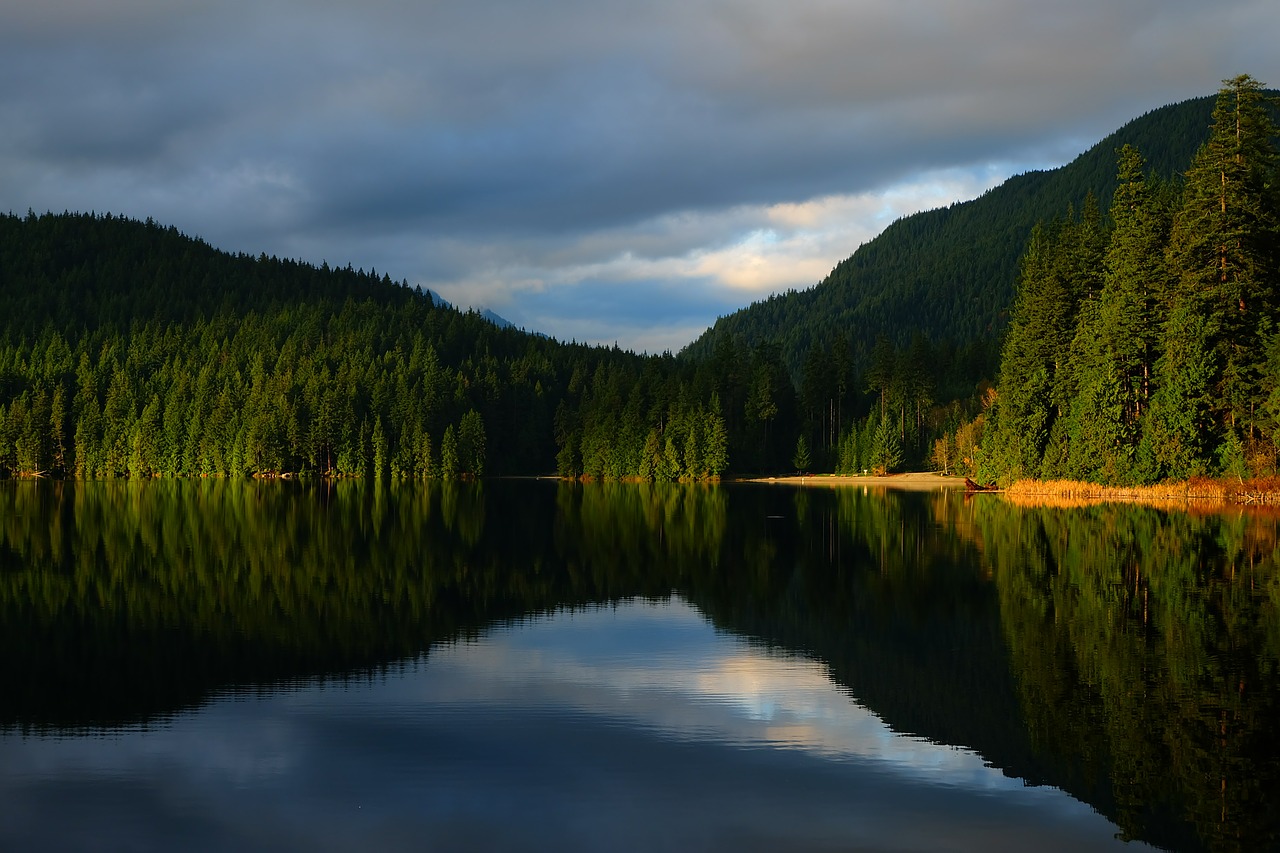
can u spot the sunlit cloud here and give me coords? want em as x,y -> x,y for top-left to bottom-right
420,166 -> 1013,350
436,166 -> 1011,301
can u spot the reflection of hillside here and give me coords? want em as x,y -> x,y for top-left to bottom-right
1,480 -> 538,727
686,487 -> 1055,788
0,480 -> 722,729
976,500 -> 1280,852
4,481 -> 1280,850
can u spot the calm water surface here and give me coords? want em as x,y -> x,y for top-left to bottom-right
1,479 -> 1276,851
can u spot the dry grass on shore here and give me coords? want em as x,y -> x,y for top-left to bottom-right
1004,477 -> 1280,508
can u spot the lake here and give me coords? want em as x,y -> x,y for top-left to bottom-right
1,479 -> 1276,851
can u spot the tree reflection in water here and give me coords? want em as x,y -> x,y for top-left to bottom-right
1,479 -> 1277,850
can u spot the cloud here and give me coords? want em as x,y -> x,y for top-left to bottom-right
424,166 -> 1008,350
2,0 -> 1278,350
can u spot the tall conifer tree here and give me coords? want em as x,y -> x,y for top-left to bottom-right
1101,145 -> 1172,420
1167,74 -> 1280,437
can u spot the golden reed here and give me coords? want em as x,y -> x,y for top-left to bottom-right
1003,477 -> 1280,510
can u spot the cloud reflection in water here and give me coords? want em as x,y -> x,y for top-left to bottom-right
0,597 -> 1144,852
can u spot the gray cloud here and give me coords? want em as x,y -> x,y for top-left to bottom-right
2,0 -> 1277,349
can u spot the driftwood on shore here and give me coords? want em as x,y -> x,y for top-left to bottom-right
964,477 -> 997,492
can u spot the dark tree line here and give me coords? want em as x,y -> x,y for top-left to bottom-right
0,210 -> 995,481
981,75 -> 1280,484
0,213 -> 737,480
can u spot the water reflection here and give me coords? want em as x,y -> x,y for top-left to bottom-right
1,598 -> 1138,852
1,479 -> 1278,849
440,600 -> 1012,782
973,499 -> 1280,852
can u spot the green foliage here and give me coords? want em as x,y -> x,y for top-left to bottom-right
835,423 -> 860,475
701,396 -> 729,479
792,434 -> 811,472
683,94 -> 1220,387
3,85 -> 1272,486
440,425 -> 459,479
1141,303 -> 1217,480
983,76 -> 1280,484
1168,75 -> 1280,436
458,409 -> 486,476
869,419 -> 903,475
1218,426 -> 1248,482
0,213 -> 756,481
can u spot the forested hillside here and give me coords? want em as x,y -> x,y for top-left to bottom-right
682,94 -> 1220,380
978,75 -> 1280,485
1,81 -> 1270,483
0,213 -> 755,479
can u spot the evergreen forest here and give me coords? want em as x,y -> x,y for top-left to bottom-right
1,76 -> 1277,484
980,75 -> 1280,484
0,212 -> 746,480
682,93 -> 1221,374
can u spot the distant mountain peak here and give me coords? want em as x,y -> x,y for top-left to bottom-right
478,308 -> 515,329
421,289 -> 516,330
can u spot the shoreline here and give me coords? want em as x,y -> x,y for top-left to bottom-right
739,472 -> 966,491
740,472 -> 1280,510
1003,477 -> 1280,508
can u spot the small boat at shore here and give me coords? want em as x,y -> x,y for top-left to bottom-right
964,477 -> 997,492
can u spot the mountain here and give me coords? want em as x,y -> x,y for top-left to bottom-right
422,290 -> 518,332
680,94 -> 1222,378
478,307 -> 517,330
0,89 -> 1267,481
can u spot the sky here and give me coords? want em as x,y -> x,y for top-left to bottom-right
3,1 -> 1278,353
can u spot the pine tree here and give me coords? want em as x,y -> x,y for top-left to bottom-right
864,336 -> 895,420
792,434 -> 811,473
1101,144 -> 1172,422
128,395 -> 161,478
0,404 -> 10,475
1063,301 -> 1133,482
1141,302 -> 1216,480
682,411 -> 702,479
440,424 -> 459,479
49,385 -> 68,475
458,409 -> 486,476
746,359 -> 779,456
659,432 -> 681,481
418,431 -> 434,479
836,423 -> 859,475
983,223 -> 1066,479
1167,74 -> 1280,437
869,419 -> 902,475
372,415 -> 389,480
702,396 -> 729,478
639,428 -> 661,480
